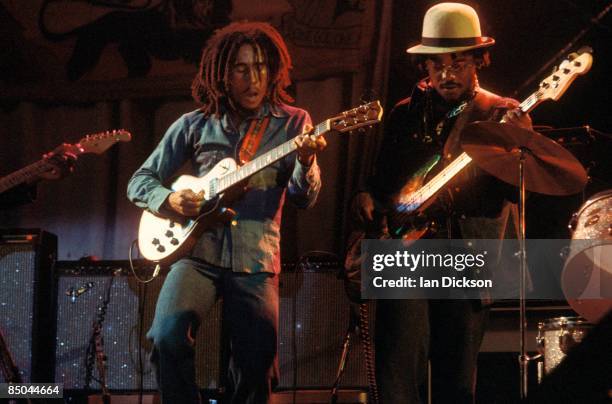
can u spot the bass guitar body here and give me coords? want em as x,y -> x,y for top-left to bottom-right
387,154 -> 442,241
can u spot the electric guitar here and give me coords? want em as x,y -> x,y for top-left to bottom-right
138,101 -> 384,264
0,130 -> 132,194
388,50 -> 593,239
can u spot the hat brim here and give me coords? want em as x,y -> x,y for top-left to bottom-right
406,37 -> 495,54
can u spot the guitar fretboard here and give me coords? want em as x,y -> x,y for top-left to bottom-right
518,91 -> 542,113
397,89 -> 542,211
0,160 -> 51,193
216,119 -> 331,193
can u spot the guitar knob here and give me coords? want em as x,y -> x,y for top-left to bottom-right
157,245 -> 166,253
165,230 -> 174,237
169,222 -> 175,228
170,238 -> 179,245
152,238 -> 160,245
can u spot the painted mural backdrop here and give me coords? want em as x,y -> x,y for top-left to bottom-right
1,0 -> 376,83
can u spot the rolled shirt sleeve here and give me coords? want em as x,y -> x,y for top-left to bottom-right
287,156 -> 321,209
127,115 -> 194,214
285,109 -> 321,209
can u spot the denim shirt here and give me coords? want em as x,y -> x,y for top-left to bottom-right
127,102 -> 321,274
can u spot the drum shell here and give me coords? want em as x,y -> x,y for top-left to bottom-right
536,316 -> 593,374
567,190 -> 612,240
563,190 -> 612,322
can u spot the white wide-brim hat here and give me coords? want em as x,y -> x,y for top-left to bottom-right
407,2 -> 495,54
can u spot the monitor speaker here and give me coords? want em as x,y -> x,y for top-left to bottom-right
0,229 -> 56,383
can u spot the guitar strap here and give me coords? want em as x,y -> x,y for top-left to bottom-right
238,116 -> 270,165
442,95 -> 475,162
442,86 -> 507,161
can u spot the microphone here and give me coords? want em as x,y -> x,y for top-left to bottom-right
66,282 -> 94,303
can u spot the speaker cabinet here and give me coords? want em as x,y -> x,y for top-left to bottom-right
53,261 -> 374,393
0,229 -> 56,383
278,263 -> 373,390
53,261 -> 222,391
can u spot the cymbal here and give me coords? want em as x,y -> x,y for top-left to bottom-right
461,121 -> 588,196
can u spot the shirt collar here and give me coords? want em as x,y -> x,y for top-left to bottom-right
219,101 -> 288,133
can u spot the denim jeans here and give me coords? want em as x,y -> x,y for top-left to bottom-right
375,299 -> 489,404
147,258 -> 279,404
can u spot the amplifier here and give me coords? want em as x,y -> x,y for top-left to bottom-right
53,260 -> 223,391
53,260 -> 374,393
278,262 -> 373,390
0,229 -> 56,383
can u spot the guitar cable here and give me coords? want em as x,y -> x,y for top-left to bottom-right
127,238 -> 159,404
128,239 -> 161,284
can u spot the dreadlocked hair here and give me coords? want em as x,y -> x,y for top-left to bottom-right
191,21 -> 294,117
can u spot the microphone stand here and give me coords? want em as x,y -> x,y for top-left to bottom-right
330,305 -> 358,404
85,269 -> 120,403
517,148 -> 529,399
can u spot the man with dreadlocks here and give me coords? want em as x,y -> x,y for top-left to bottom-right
128,22 -> 325,403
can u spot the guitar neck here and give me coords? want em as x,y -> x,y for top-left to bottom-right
400,89 -> 542,209
518,89 -> 544,114
0,159 -> 52,193
216,119 -> 331,193
0,130 -> 131,194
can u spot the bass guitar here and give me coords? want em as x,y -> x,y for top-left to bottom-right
389,50 -> 593,239
138,101 -> 383,264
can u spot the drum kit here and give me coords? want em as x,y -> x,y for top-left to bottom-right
460,121 -> 612,395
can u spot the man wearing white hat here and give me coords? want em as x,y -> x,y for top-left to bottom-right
352,3 -> 532,403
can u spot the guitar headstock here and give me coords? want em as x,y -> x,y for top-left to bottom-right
537,51 -> 593,102
330,100 -> 383,133
77,129 -> 132,154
